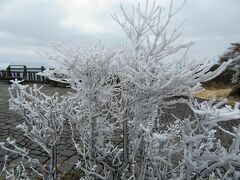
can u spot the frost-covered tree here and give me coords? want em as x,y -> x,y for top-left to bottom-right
0,80 -> 65,179
1,0 -> 240,179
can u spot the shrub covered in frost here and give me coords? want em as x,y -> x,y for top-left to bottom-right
1,0 -> 240,179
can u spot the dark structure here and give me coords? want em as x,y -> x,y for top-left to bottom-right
219,43 -> 240,63
0,65 -> 47,83
204,42 -> 240,97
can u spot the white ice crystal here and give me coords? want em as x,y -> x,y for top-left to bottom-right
1,0 -> 240,179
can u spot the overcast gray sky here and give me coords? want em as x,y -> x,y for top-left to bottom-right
0,0 -> 239,67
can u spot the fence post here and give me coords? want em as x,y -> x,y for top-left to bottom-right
1,70 -> 4,77
23,65 -> 27,79
6,66 -> 11,76
41,66 -> 45,82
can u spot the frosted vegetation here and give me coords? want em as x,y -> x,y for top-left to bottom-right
231,57 -> 240,84
219,42 -> 240,84
1,0 -> 240,179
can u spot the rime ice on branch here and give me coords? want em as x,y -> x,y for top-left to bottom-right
1,79 -> 65,179
1,0 -> 240,179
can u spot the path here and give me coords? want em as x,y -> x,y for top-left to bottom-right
0,81 -> 80,173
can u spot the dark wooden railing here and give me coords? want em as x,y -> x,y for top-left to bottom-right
0,65 -> 49,83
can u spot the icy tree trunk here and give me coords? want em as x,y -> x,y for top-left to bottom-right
112,171 -> 120,180
50,145 -> 58,180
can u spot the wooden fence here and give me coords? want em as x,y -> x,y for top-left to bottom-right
0,65 -> 48,83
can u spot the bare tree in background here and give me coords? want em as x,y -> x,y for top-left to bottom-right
220,42 -> 240,97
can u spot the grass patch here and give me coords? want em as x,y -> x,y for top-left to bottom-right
195,84 -> 239,105
196,88 -> 232,100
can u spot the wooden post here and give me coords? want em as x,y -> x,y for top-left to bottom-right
33,72 -> 36,82
23,65 -> 27,79
28,72 -> 31,82
41,66 -> 45,82
6,66 -> 11,76
1,70 -> 4,77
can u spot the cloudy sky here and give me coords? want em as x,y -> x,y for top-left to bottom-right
0,0 -> 239,67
